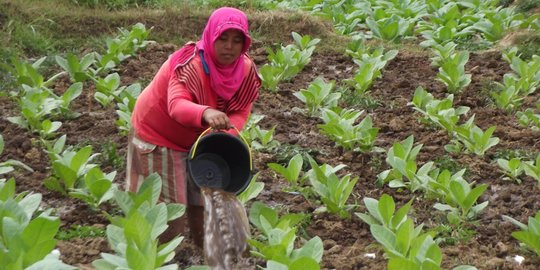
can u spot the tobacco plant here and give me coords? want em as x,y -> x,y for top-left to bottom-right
69,167 -> 118,210
4,56 -> 63,90
523,154 -> 540,183
433,177 -> 488,225
43,136 -> 100,195
92,73 -> 141,107
55,52 -> 96,83
248,202 -> 322,269
377,135 -> 423,188
436,50 -> 471,93
240,113 -> 265,142
318,108 -> 379,153
92,23 -> 152,74
366,14 -> 410,42
449,116 -> 500,156
473,7 -> 523,42
356,194 -> 413,232
237,172 -> 264,205
357,194 -> 476,270
517,106 -> 540,131
268,153 -> 304,191
430,42 -> 458,67
94,173 -> 184,270
419,23 -> 476,47
250,125 -> 280,152
115,84 -> 141,135
0,179 -> 75,269
496,157 -> 524,183
8,82 -> 82,137
491,76 -> 525,111
248,202 -> 307,237
409,86 -> 469,134
347,49 -> 398,95
307,157 -> 358,219
503,210 -> 540,256
293,77 -> 340,117
260,32 -> 319,92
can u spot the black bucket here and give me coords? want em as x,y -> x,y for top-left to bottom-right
187,128 -> 252,194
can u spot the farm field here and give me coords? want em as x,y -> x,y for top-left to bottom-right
1,1 -> 540,269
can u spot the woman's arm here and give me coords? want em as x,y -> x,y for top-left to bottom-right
225,104 -> 252,136
167,78 -> 210,128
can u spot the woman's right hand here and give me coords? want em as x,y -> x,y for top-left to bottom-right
202,108 -> 232,130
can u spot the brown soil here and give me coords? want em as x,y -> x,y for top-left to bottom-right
1,24 -> 540,270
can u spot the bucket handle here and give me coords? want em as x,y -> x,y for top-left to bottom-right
190,126 -> 253,170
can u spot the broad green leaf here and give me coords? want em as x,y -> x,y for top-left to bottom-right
370,224 -> 396,252
379,193 -> 396,226
21,216 -> 60,266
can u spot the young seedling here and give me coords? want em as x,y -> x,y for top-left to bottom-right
496,157 -> 524,183
237,172 -> 264,205
503,210 -> 540,256
307,157 -> 358,219
356,194 -> 413,232
94,173 -> 184,270
0,179 -> 75,269
69,167 -> 118,210
523,154 -> 540,183
293,77 -> 340,117
268,153 -> 304,191
248,202 -> 321,268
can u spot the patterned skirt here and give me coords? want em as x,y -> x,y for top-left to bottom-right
125,130 -> 202,206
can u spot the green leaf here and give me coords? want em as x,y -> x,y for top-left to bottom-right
289,256 -> 320,270
395,219 -> 414,255
463,184 -> 487,212
237,172 -> 264,204
391,199 -> 412,230
370,224 -> 396,252
379,194 -> 396,227
166,203 -> 186,221
0,178 -> 16,201
388,257 -> 418,270
62,82 -> 83,105
52,162 -> 77,189
18,193 -> 42,219
291,236 -> 323,262
126,213 -> 153,247
21,216 -> 60,266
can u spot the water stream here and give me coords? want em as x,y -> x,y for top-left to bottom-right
202,187 -> 251,270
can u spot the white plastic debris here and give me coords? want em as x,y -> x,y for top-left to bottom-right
364,253 -> 376,259
51,249 -> 60,256
514,255 -> 524,265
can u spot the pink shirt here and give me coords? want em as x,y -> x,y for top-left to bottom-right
132,53 -> 257,152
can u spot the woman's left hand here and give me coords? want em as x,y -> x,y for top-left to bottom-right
202,108 -> 232,130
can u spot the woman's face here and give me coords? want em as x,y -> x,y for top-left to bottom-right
214,29 -> 244,65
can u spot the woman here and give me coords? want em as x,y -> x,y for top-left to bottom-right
126,7 -> 260,247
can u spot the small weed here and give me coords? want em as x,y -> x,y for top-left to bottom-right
367,152 -> 385,172
516,0 -> 540,13
100,141 -> 124,169
56,224 -> 106,240
338,86 -> 381,110
433,155 -> 465,174
71,0 -> 177,10
429,213 -> 477,245
456,36 -> 492,52
515,33 -> 540,60
273,143 -> 319,169
492,148 -> 538,160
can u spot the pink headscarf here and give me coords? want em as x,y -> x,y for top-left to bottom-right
196,7 -> 252,101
